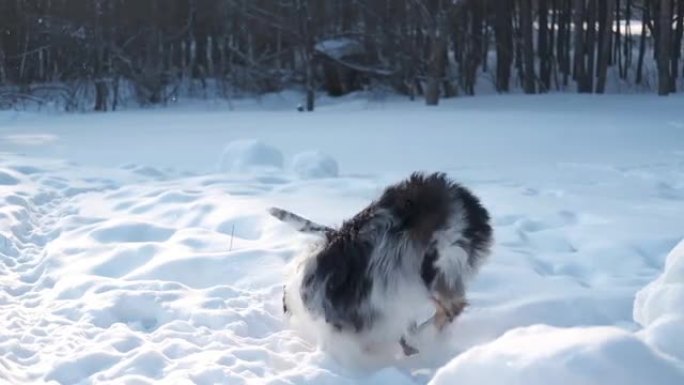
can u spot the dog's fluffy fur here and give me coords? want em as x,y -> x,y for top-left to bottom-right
273,172 -> 493,357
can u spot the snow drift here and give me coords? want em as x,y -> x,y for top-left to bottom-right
429,325 -> 684,385
634,238 -> 684,364
218,139 -> 284,173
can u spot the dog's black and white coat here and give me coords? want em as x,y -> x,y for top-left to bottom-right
271,172 -> 493,355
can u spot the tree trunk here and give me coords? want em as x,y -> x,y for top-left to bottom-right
218,36 -> 226,81
0,48 -> 6,84
671,0 -> 683,91
426,12 -> 447,106
482,33 -> 490,74
539,0 -> 551,92
574,0 -> 589,91
206,36 -> 214,78
615,0 -> 621,71
296,0 -> 315,111
623,0 -> 633,78
636,1 -> 649,84
596,0 -> 606,75
494,0 -> 513,92
586,0 -> 597,91
19,28 -> 30,82
94,0 -> 108,111
181,41 -> 188,79
550,1 -> 559,89
562,0 -> 572,86
276,29 -> 282,71
94,80 -> 108,111
514,9 -> 525,88
466,2 -> 483,95
521,0 -> 536,93
658,0 -> 672,95
112,76 -> 120,111
557,0 -> 567,87
596,0 -> 615,93
306,57 -> 315,111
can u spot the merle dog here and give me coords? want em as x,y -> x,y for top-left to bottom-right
270,172 -> 493,356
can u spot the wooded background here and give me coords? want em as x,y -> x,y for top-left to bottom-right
0,0 -> 682,111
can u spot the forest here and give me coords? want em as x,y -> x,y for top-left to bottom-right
0,0 -> 682,111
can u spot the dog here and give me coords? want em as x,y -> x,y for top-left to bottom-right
270,172 -> 493,356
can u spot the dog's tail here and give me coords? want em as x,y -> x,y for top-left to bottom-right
268,207 -> 334,235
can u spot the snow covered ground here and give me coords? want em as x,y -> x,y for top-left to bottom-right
1,93 -> 683,384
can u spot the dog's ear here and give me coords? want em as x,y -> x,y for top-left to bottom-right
267,207 -> 334,235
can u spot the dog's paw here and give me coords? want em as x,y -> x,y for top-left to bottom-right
432,297 -> 468,330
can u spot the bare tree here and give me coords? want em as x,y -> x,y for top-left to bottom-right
574,0 -> 591,92
494,0 -> 514,92
1,0 -> 683,111
538,0 -> 551,92
671,0 -> 683,91
585,0 -> 597,91
596,0 -> 615,93
658,0 -> 673,95
636,0 -> 650,84
520,0 -> 536,93
296,0 -> 316,111
423,1 -> 450,106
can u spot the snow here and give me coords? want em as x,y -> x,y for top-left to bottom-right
634,239 -> 684,327
218,139 -> 284,173
1,93 -> 684,384
429,325 -> 684,385
292,150 -> 339,179
314,38 -> 364,60
634,239 -> 684,363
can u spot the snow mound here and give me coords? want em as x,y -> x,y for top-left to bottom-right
292,150 -> 339,179
218,139 -> 284,173
634,239 -> 684,327
89,220 -> 176,243
0,169 -> 21,185
639,316 -> 684,364
429,325 -> 684,385
121,163 -> 168,179
634,238 -> 684,363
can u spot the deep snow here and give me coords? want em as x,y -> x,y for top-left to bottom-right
0,93 -> 683,384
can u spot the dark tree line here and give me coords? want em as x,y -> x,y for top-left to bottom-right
0,0 -> 682,111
